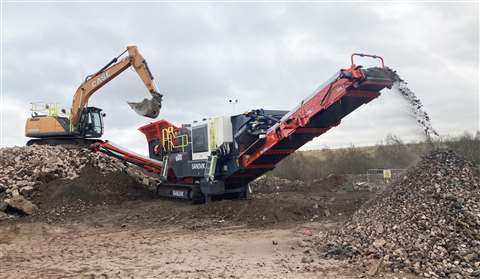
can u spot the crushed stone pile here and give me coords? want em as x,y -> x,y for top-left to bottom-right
249,176 -> 306,193
319,150 -> 480,278
250,175 -> 347,194
0,145 -> 156,216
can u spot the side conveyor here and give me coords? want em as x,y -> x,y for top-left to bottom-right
91,140 -> 163,174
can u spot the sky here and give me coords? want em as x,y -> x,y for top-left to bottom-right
1,1 -> 478,155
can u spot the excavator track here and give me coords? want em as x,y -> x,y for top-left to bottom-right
26,138 -> 102,148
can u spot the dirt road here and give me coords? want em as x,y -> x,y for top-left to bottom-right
0,220 -> 419,279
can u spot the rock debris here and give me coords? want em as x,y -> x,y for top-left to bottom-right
319,150 -> 480,278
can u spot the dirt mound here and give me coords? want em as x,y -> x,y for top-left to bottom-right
193,197 -> 322,226
250,176 -> 306,193
37,167 -> 150,207
318,150 -> 480,278
25,167 -> 152,222
251,175 -> 346,194
0,145 -> 156,216
184,176 -> 368,227
181,175 -> 358,227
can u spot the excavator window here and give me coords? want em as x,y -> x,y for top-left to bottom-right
77,107 -> 104,138
91,111 -> 103,135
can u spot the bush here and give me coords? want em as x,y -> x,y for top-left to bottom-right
268,132 -> 479,181
443,132 -> 480,165
371,134 -> 422,169
269,152 -> 323,181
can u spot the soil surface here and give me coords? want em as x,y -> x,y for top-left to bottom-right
0,221 -> 422,279
17,168 -> 372,227
0,169 -> 415,278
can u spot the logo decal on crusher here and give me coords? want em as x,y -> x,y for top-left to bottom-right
191,162 -> 206,170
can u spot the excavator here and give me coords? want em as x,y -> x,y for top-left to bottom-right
25,46 -> 163,146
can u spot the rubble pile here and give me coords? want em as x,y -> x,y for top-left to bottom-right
250,176 -> 305,193
0,145 -> 154,216
250,174 -> 347,194
320,150 -> 480,278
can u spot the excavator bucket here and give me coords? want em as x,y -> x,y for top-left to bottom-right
128,93 -> 163,118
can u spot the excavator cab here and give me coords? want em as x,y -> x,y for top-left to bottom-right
77,107 -> 104,138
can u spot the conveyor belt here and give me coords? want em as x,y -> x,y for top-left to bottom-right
91,140 -> 163,174
236,56 -> 394,181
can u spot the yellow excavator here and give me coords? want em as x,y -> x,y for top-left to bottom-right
25,46 -> 163,145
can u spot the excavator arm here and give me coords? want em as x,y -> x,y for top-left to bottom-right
69,46 -> 163,130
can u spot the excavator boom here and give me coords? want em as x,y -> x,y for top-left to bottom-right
70,46 -> 162,128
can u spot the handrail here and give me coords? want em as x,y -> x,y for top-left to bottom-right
351,53 -> 385,68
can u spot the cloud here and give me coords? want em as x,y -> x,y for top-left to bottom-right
2,3 -> 478,155
1,96 -> 30,147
